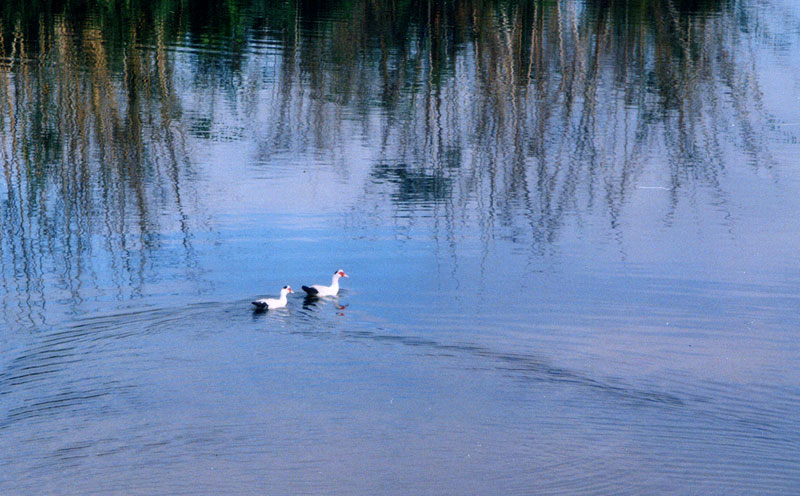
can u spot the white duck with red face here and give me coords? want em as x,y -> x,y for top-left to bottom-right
302,270 -> 348,297
252,285 -> 293,310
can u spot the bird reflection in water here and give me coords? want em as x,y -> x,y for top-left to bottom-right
303,295 -> 349,315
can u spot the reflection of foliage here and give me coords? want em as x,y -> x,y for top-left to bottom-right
0,5 -> 198,329
227,0 -> 766,246
1,0 -> 250,49
371,164 -> 452,205
3,0 -> 767,229
0,0 -> 792,326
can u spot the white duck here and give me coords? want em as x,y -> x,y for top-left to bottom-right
302,270 -> 348,297
252,285 -> 293,310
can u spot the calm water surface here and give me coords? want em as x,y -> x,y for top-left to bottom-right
1,0 -> 800,493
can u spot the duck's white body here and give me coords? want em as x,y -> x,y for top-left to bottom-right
302,270 -> 348,297
252,286 -> 293,310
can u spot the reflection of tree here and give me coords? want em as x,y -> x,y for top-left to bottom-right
0,13 -> 196,329
371,164 -> 452,205
0,0 -> 793,325
240,0 -> 775,249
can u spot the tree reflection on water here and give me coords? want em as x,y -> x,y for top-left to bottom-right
0,9 -> 197,327
0,0 -> 795,327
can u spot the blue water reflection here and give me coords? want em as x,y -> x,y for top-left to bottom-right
1,0 -> 800,493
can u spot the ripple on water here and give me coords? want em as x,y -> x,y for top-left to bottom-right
1,297 -> 799,494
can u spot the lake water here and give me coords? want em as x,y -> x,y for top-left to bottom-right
1,0 -> 800,493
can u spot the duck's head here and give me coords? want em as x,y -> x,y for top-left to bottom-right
334,269 -> 349,278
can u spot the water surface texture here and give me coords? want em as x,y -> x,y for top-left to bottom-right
1,0 -> 800,494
